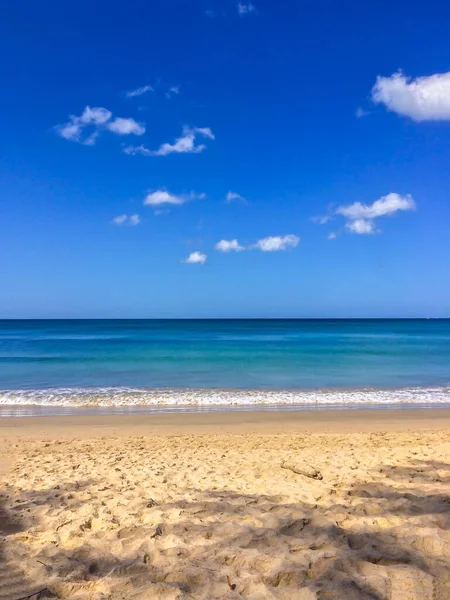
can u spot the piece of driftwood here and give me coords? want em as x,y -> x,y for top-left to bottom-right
281,460 -> 323,480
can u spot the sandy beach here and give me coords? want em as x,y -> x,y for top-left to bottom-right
2,409 -> 450,599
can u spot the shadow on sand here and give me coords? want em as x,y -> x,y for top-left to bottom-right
1,460 -> 450,599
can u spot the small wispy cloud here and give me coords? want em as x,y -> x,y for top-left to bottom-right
106,118 -> 145,135
336,193 -> 415,220
355,106 -> 370,118
112,214 -> 127,225
315,192 -> 416,236
371,70 -> 450,121
253,235 -> 299,252
194,127 -> 214,139
111,214 -> 140,226
215,239 -> 245,252
126,85 -> 154,98
226,191 -> 246,204
144,190 -> 185,206
328,232 -> 337,240
129,214 -> 140,225
144,189 -> 205,207
165,86 -> 180,99
125,126 -> 214,157
213,235 -> 300,253
312,215 -> 331,225
345,219 -> 376,235
123,145 -> 152,156
237,2 -> 256,15
144,190 -> 184,206
55,106 -> 111,145
183,251 -> 207,264
205,9 -> 216,17
56,106 -> 145,145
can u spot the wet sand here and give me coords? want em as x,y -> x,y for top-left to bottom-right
2,409 -> 450,599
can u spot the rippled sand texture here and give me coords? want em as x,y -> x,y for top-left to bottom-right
2,428 -> 450,599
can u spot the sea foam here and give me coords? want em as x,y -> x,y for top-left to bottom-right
0,385 -> 449,407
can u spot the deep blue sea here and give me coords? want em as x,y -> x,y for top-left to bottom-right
0,319 -> 450,412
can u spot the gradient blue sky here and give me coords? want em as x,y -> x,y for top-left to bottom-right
1,0 -> 449,318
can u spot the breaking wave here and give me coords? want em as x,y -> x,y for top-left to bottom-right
0,385 -> 450,408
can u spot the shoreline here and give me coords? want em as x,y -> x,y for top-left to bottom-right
2,401 -> 450,419
3,407 -> 450,438
1,383 -> 449,414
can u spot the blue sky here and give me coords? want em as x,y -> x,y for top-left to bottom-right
1,0 -> 450,318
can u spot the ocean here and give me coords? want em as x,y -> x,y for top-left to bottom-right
0,319 -> 449,414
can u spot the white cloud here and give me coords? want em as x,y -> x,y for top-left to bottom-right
215,239 -> 245,252
165,86 -> 180,99
126,85 -> 153,98
123,145 -> 152,156
143,189 -> 204,207
79,106 -> 112,125
238,2 -> 256,14
112,214 -> 127,225
144,190 -> 185,206
328,232 -> 337,240
371,71 -> 450,121
316,192 -> 416,236
336,193 -> 415,220
193,127 -> 214,139
106,118 -> 145,136
214,235 -> 301,253
183,251 -> 207,264
312,215 -> 331,225
111,214 -> 140,226
129,214 -> 140,225
56,106 -> 112,144
56,106 -> 145,145
345,219 -> 375,235
151,127 -> 210,156
226,191 -> 246,203
57,121 -> 84,143
126,126 -> 214,157
254,234 -> 299,252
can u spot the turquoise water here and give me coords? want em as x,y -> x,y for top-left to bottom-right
0,319 -> 449,408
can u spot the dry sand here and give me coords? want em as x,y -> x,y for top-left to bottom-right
2,409 -> 450,599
